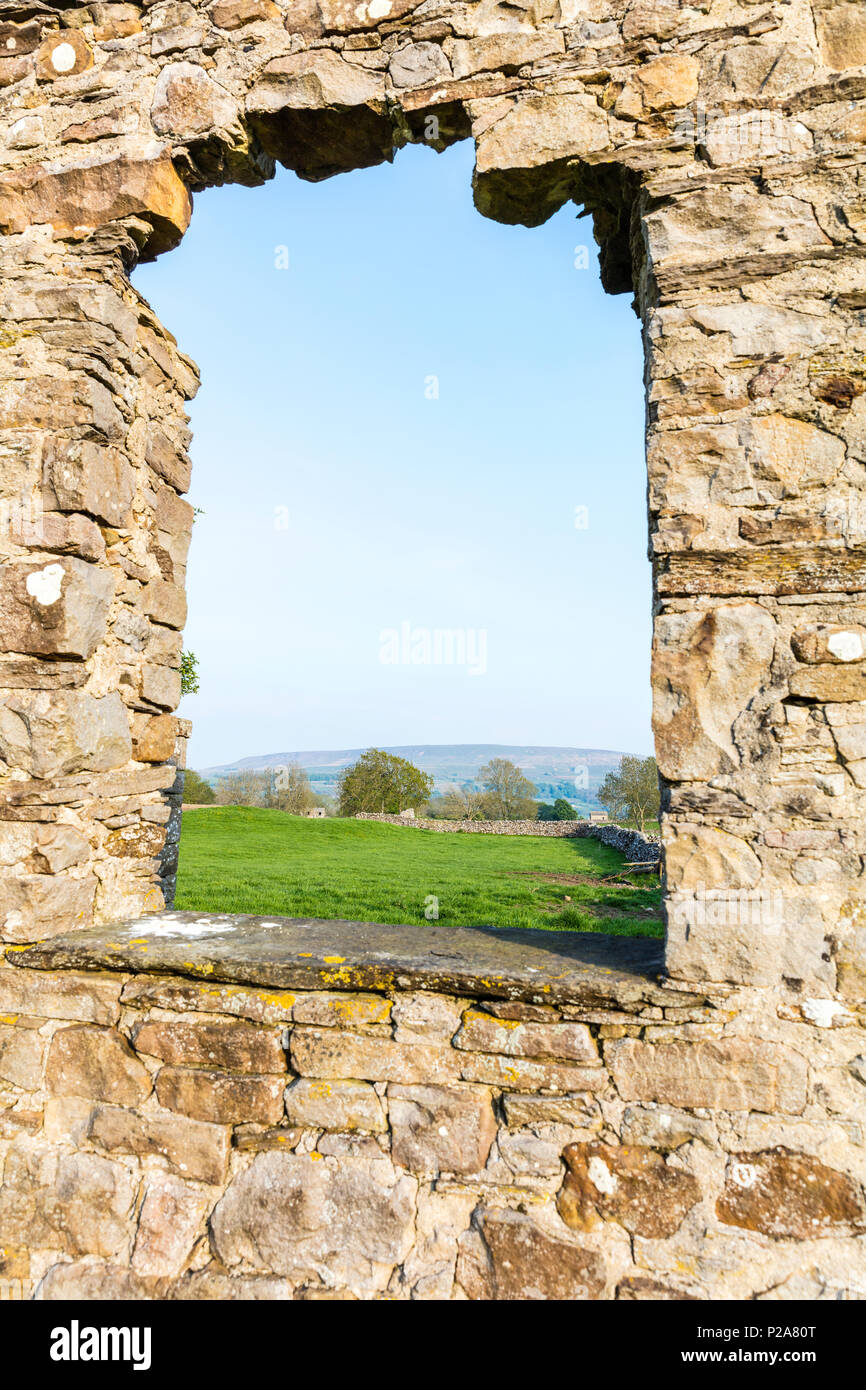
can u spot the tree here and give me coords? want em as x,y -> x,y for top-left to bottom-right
182,770 -> 215,804
215,770 -> 270,806
597,755 -> 660,832
477,758 -> 537,820
271,761 -> 316,815
430,783 -> 488,820
180,650 -> 200,696
536,802 -> 557,821
553,797 -> 578,821
338,749 -> 434,816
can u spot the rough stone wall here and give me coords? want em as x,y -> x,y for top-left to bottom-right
0,919 -> 863,1301
0,0 -> 865,1301
0,0 -> 863,1003
354,811 -> 662,861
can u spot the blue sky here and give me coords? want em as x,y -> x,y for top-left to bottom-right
133,139 -> 652,771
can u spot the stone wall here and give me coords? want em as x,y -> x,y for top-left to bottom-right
354,812 -> 661,862
0,0 -> 865,1301
0,913 -> 863,1301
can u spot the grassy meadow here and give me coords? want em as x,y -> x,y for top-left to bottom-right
175,809 -> 662,938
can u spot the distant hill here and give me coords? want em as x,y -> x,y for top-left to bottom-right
199,744 -> 633,815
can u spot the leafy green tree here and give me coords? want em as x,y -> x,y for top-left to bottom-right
536,802 -> 557,821
182,770 -> 215,804
553,797 -> 578,821
477,758 -> 537,819
598,755 -> 660,832
180,650 -> 200,696
338,749 -> 434,816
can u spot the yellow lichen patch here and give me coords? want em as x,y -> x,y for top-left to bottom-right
309,1081 -> 333,1099
310,1150 -> 322,1161
298,953 -> 312,958
0,1014 -> 19,1025
323,955 -> 346,964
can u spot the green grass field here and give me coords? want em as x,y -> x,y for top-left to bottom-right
175,809 -> 663,937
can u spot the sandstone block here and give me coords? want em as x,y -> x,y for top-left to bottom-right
140,664 -> 182,710
290,990 -> 391,1027
390,991 -> 461,1039
1,874 -> 96,943
0,1020 -> 45,1090
143,579 -> 187,631
210,0 -> 280,27
389,1082 -> 496,1175
0,1141 -> 135,1257
0,154 -> 191,257
88,1103 -> 230,1184
607,1039 -> 808,1114
289,1028 -> 459,1085
132,1019 -> 286,1072
210,1151 -> 416,1291
652,602 -> 776,781
46,1025 -> 152,1105
133,714 -> 177,763
145,427 -> 192,493
154,1065 -> 285,1124
0,557 -> 114,659
717,1148 -> 865,1238
815,4 -> 866,70
0,690 -> 131,780
453,1010 -> 597,1062
616,54 -> 699,118
458,1051 -> 606,1095
132,1172 -> 212,1278
0,966 -> 120,1025
389,41 -> 451,88
283,1077 -> 386,1132
664,824 -> 762,892
38,1262 -> 162,1300
120,976 -> 297,1024
502,1092 -> 601,1129
558,1141 -> 701,1238
151,61 -> 238,139
451,33 -> 562,79
456,1208 -> 606,1300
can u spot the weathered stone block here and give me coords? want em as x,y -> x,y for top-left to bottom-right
717,1148 -> 865,1238
120,976 -> 297,1024
0,557 -> 114,659
88,1103 -> 230,1184
0,1020 -> 45,1090
0,1141 -> 136,1257
1,874 -> 96,943
154,1065 -> 285,1124
0,690 -> 131,779
456,1208 -> 606,1300
46,1025 -> 152,1105
558,1141 -> 701,1238
283,1076 -> 386,1132
458,1051 -> 606,1095
210,1151 -> 416,1291
132,1172 -> 212,1278
453,1010 -> 598,1062
389,1082 -> 496,1174
132,1018 -> 286,1072
290,1028 -> 459,1085
0,966 -> 121,1025
290,990 -> 391,1027
502,1092 -> 602,1129
607,1039 -> 808,1114
0,153 -> 191,256
133,714 -> 177,763
44,440 -> 135,527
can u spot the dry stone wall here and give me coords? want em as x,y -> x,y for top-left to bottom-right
354,811 -> 662,860
0,0 -> 865,1300
0,914 -> 863,1301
